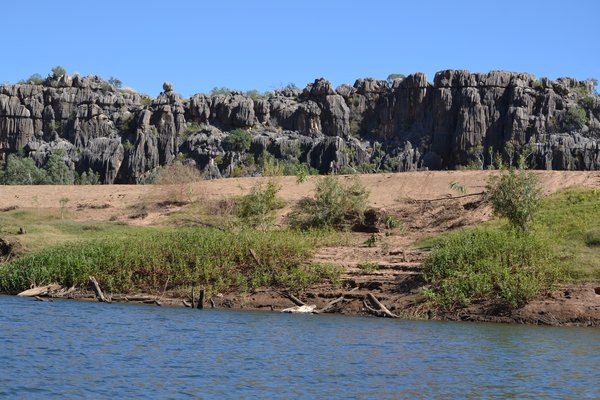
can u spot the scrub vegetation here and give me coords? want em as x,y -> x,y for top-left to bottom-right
422,168 -> 600,312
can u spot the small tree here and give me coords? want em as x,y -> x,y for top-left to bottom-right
236,181 -> 284,228
51,66 -> 67,77
289,175 -> 369,229
45,151 -> 74,184
486,169 -> 542,232
108,77 -> 122,89
387,73 -> 406,85
223,129 -> 252,152
0,154 -> 47,185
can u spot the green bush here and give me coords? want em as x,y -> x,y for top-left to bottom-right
563,106 -> 588,130
0,154 -> 47,185
76,169 -> 100,185
223,129 -> 252,152
423,227 -> 563,311
236,181 -> 285,228
19,73 -> 45,85
289,175 -> 369,230
45,152 -> 74,184
51,65 -> 67,77
486,169 -> 542,232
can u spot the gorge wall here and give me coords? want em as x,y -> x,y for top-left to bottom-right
1,70 -> 599,183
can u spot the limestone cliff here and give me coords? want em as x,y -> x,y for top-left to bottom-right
1,70 -> 598,183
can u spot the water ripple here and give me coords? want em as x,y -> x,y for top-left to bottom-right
1,296 -> 599,399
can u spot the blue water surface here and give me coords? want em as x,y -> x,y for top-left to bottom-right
1,295 -> 599,399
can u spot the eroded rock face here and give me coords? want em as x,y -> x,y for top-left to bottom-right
0,70 -> 599,183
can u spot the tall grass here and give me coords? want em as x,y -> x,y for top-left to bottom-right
0,227 -> 343,295
423,227 -> 563,311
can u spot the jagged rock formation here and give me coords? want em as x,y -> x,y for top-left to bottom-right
1,70 -> 599,183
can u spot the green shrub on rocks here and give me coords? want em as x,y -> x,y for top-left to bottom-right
223,129 -> 252,152
563,106 -> 588,130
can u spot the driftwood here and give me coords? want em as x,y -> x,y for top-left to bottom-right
89,276 -> 110,303
158,277 -> 170,301
315,295 -> 345,314
17,284 -> 62,297
182,300 -> 192,308
34,296 -> 52,302
412,192 -> 485,202
278,291 -> 305,307
209,298 -> 216,308
315,288 -> 358,314
364,293 -> 397,318
50,286 -> 76,298
250,249 -> 261,266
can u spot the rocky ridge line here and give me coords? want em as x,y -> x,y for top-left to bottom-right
1,70 -> 599,183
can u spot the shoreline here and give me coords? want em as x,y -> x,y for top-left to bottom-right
10,282 -> 600,327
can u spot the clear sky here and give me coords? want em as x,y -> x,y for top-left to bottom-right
3,0 -> 598,97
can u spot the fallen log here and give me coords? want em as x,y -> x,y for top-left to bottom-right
315,295 -> 345,314
314,288 -> 359,314
18,284 -> 62,297
209,298 -> 216,309
278,291 -> 305,307
182,300 -> 192,308
365,293 -> 397,318
89,276 -> 110,303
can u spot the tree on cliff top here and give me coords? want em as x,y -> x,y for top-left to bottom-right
51,66 -> 67,77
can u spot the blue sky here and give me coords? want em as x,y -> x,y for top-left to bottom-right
3,0 -> 598,97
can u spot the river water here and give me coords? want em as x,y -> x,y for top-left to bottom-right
1,296 -> 599,399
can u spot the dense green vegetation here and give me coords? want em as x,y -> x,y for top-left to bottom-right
0,227 -> 342,295
222,129 -> 252,152
486,168 -> 541,232
422,185 -> 600,311
235,181 -> 285,228
422,227 -> 563,310
289,175 -> 369,229
0,152 -> 99,185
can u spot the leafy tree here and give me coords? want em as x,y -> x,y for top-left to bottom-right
19,73 -> 44,85
75,169 -> 100,185
486,168 -> 542,232
108,77 -> 122,89
387,73 -> 406,84
0,154 -> 47,185
245,89 -> 264,100
223,129 -> 252,152
51,66 -> 67,77
210,87 -> 232,96
45,151 -> 74,184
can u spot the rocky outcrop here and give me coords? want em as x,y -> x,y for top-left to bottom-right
0,70 -> 599,183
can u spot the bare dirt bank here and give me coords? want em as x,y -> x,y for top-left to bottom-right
3,170 -> 600,326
